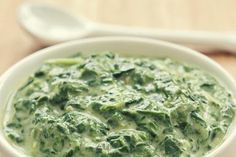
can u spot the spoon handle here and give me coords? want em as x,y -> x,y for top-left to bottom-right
93,24 -> 236,53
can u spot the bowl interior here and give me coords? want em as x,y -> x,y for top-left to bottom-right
0,37 -> 236,157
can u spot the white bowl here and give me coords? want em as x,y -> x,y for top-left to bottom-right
0,37 -> 236,157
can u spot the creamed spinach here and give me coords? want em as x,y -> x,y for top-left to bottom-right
4,52 -> 235,157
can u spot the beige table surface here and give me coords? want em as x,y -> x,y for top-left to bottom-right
0,0 -> 236,78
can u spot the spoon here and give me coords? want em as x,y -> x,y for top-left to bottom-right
18,2 -> 236,53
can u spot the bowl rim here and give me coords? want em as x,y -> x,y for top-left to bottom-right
0,36 -> 236,157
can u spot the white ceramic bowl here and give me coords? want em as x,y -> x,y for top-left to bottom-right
0,37 -> 236,157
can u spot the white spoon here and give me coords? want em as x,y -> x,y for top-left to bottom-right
18,2 -> 236,53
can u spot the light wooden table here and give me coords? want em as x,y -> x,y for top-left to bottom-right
1,0 -> 236,78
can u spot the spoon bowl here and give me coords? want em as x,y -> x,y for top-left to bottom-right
18,3 -> 93,44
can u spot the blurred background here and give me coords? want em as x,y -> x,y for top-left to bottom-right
1,0 -> 236,77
